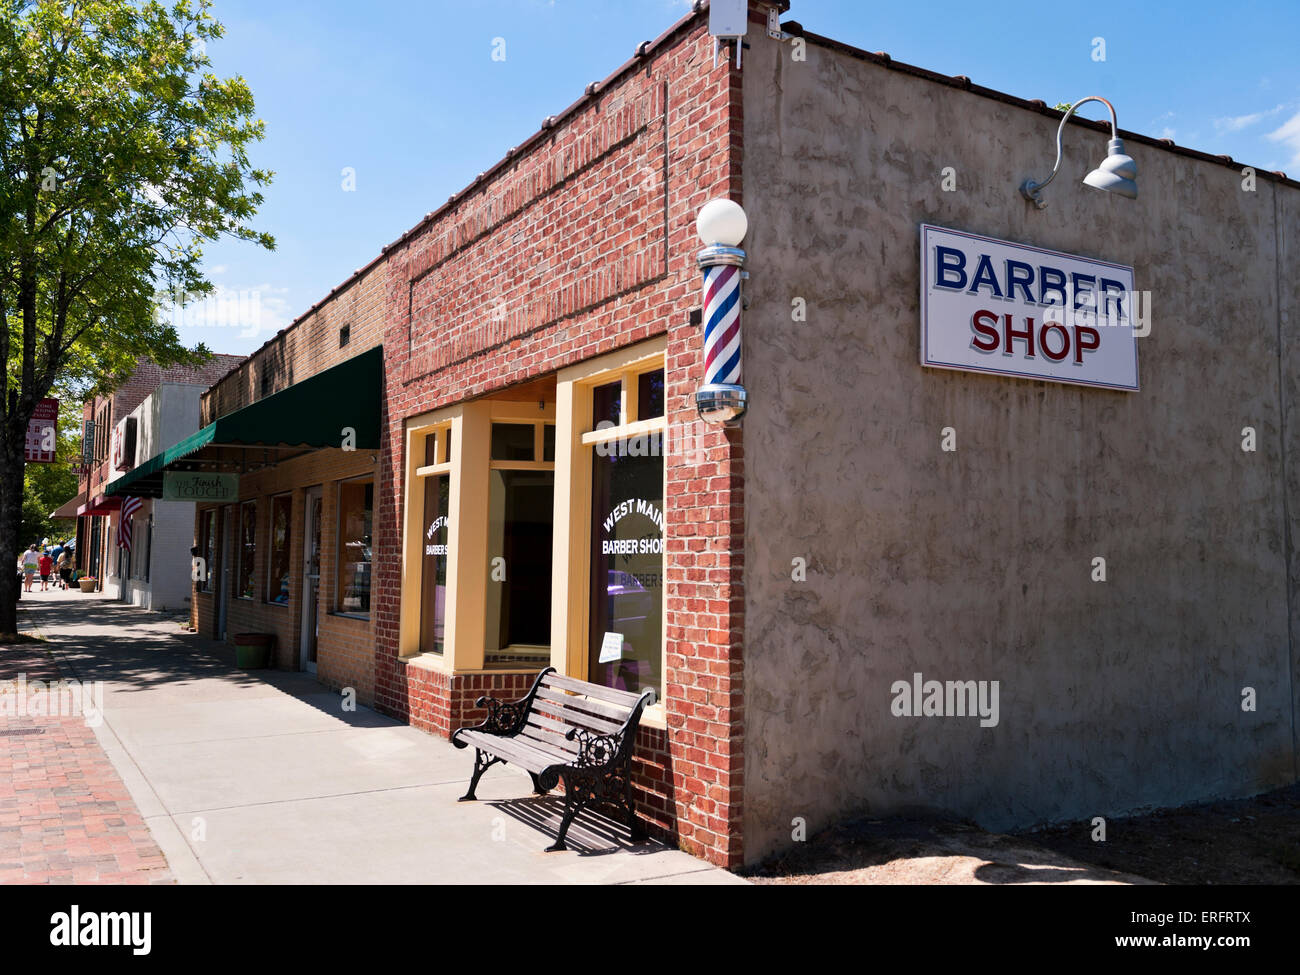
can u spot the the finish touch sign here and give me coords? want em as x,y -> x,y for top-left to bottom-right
163,472 -> 238,501
920,225 -> 1139,391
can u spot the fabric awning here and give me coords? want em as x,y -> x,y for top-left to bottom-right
51,491 -> 86,519
105,345 -> 383,499
78,494 -> 122,516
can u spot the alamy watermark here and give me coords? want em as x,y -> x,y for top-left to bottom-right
0,675 -> 105,727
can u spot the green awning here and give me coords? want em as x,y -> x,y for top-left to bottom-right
106,345 -> 382,498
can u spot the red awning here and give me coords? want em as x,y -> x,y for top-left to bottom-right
77,494 -> 122,517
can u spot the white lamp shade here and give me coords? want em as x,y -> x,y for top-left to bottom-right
696,199 -> 748,246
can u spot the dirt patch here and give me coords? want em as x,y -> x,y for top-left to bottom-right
745,785 -> 1300,885
1026,785 -> 1300,885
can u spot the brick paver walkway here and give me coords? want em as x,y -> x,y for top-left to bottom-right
0,635 -> 172,885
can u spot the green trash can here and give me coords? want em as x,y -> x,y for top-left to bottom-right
233,632 -> 274,669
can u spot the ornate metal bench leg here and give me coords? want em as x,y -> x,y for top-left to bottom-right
529,772 -> 549,795
459,748 -> 497,802
546,773 -> 590,852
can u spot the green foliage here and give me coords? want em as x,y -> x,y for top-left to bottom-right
1053,102 -> 1073,113
0,0 -> 274,625
0,0 -> 275,404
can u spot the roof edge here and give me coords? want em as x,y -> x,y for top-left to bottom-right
783,20 -> 1297,191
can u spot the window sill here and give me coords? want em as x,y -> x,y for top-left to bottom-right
328,611 -> 371,622
263,601 -> 291,609
640,702 -> 667,732
400,652 -> 448,676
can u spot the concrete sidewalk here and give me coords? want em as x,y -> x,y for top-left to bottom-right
16,589 -> 744,885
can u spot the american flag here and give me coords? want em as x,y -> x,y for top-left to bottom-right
118,496 -> 143,551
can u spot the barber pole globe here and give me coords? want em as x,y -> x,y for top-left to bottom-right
694,199 -> 749,425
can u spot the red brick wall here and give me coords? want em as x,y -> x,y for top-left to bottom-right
371,8 -> 747,866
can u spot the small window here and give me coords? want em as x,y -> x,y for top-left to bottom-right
490,423 -> 535,462
266,494 -> 292,605
542,423 -> 556,462
592,381 -> 621,428
339,324 -> 351,347
637,369 -> 665,421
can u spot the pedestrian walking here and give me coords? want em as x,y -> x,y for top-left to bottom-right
21,544 -> 39,592
56,549 -> 72,590
37,551 -> 53,591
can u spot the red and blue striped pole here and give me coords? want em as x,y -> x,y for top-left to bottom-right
695,199 -> 748,425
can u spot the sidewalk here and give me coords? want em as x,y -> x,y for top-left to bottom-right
0,626 -> 172,884
13,588 -> 744,885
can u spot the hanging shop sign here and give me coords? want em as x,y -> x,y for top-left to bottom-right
162,472 -> 239,502
24,398 -> 59,463
920,225 -> 1139,392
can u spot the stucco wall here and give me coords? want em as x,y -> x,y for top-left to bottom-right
740,29 -> 1299,863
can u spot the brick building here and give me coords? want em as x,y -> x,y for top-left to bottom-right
106,0 -> 1300,870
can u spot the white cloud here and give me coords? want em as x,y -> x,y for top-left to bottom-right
1214,104 -> 1285,133
1157,127 -> 1176,140
170,283 -> 294,340
1266,110 -> 1300,170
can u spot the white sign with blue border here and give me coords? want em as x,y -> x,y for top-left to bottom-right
920,224 -> 1139,391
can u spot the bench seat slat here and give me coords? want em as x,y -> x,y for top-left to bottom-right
458,730 -> 568,772
534,683 -> 637,721
520,719 -> 581,754
541,673 -> 645,708
530,697 -> 625,735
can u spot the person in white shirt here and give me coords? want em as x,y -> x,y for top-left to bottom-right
21,545 -> 40,592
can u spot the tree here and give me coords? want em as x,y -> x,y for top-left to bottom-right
0,0 -> 273,633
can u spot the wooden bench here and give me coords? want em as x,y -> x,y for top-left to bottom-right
451,667 -> 656,851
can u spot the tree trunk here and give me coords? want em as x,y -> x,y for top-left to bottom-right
0,436 -> 26,637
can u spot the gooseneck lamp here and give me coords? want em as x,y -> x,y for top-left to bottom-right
1021,96 -> 1138,209
694,199 -> 748,425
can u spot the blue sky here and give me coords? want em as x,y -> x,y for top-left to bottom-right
189,0 -> 1300,357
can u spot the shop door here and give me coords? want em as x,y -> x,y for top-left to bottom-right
300,487 -> 322,673
216,506 -> 232,640
588,448 -> 664,696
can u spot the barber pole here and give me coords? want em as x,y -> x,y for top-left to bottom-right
694,199 -> 749,425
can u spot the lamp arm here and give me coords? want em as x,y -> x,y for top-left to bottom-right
1021,96 -> 1119,206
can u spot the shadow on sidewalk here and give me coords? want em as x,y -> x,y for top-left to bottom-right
16,593 -> 388,729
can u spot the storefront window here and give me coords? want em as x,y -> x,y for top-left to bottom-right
235,501 -> 257,600
198,510 -> 215,592
266,494 -> 292,605
336,479 -> 373,616
421,473 -> 450,654
588,449 -> 664,696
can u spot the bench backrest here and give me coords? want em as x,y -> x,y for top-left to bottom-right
517,670 -> 656,761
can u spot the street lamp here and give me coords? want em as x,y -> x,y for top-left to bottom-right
694,199 -> 748,425
1021,96 -> 1138,209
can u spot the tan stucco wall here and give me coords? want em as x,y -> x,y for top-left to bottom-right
740,31 -> 1299,863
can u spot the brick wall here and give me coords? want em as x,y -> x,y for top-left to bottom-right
370,6 -> 747,866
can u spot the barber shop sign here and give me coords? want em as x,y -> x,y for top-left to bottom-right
920,225 -> 1139,391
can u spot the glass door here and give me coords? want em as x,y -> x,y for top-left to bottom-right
300,488 -> 322,672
